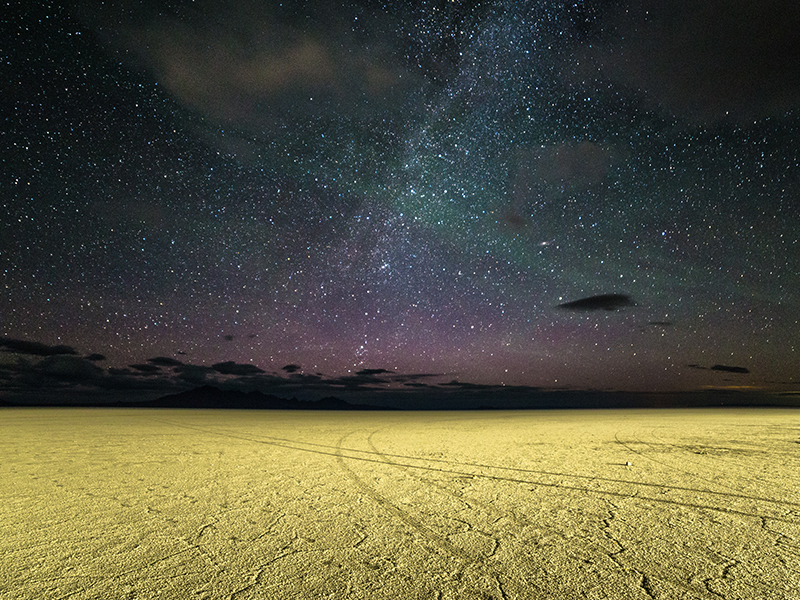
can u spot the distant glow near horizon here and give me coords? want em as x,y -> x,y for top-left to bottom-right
2,0 -> 799,401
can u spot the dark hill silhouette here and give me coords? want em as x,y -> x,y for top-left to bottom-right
143,385 -> 384,410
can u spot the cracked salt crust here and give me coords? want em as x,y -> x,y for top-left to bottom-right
1,408 -> 799,599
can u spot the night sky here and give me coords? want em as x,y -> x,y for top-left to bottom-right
3,0 -> 799,406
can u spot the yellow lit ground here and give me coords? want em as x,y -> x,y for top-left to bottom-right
2,408 -> 799,599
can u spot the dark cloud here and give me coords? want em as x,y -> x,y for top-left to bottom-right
288,373 -> 324,384
282,364 -> 302,373
0,337 -> 78,356
147,356 -> 184,367
108,367 -> 135,376
85,353 -> 107,362
321,368 -> 436,391
556,294 -> 635,311
689,364 -> 750,374
129,363 -> 162,374
174,364 -> 216,385
223,335 -> 235,342
219,371 -> 326,393
441,379 -> 495,390
579,0 -> 800,122
1,356 -> 107,393
35,355 -> 105,382
212,361 -> 266,375
0,354 -> 191,403
0,346 -> 779,409
437,380 -> 545,397
711,365 -> 750,374
325,374 -> 385,390
356,368 -> 391,376
392,373 -> 442,384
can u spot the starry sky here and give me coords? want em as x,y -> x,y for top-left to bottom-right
3,0 -> 799,406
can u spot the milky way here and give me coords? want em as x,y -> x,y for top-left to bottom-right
3,0 -> 799,403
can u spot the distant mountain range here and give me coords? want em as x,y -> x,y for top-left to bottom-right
144,386 -> 799,411
139,385 -> 385,410
2,384 -> 797,409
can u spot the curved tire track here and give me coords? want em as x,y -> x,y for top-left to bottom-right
151,417 -> 800,522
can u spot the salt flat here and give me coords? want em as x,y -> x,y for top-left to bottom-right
1,408 -> 798,599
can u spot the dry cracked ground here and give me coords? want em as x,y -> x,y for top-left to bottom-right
1,407 -> 799,599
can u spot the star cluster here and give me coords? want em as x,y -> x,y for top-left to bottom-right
3,0 -> 799,402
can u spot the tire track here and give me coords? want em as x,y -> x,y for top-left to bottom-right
362,428 -> 617,564
646,425 -> 800,493
333,430 -> 513,599
133,414 -> 797,599
149,417 -> 800,524
151,416 -> 800,512
334,431 -> 477,563
361,428 -> 732,600
340,429 -> 792,600
614,430 -> 788,501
